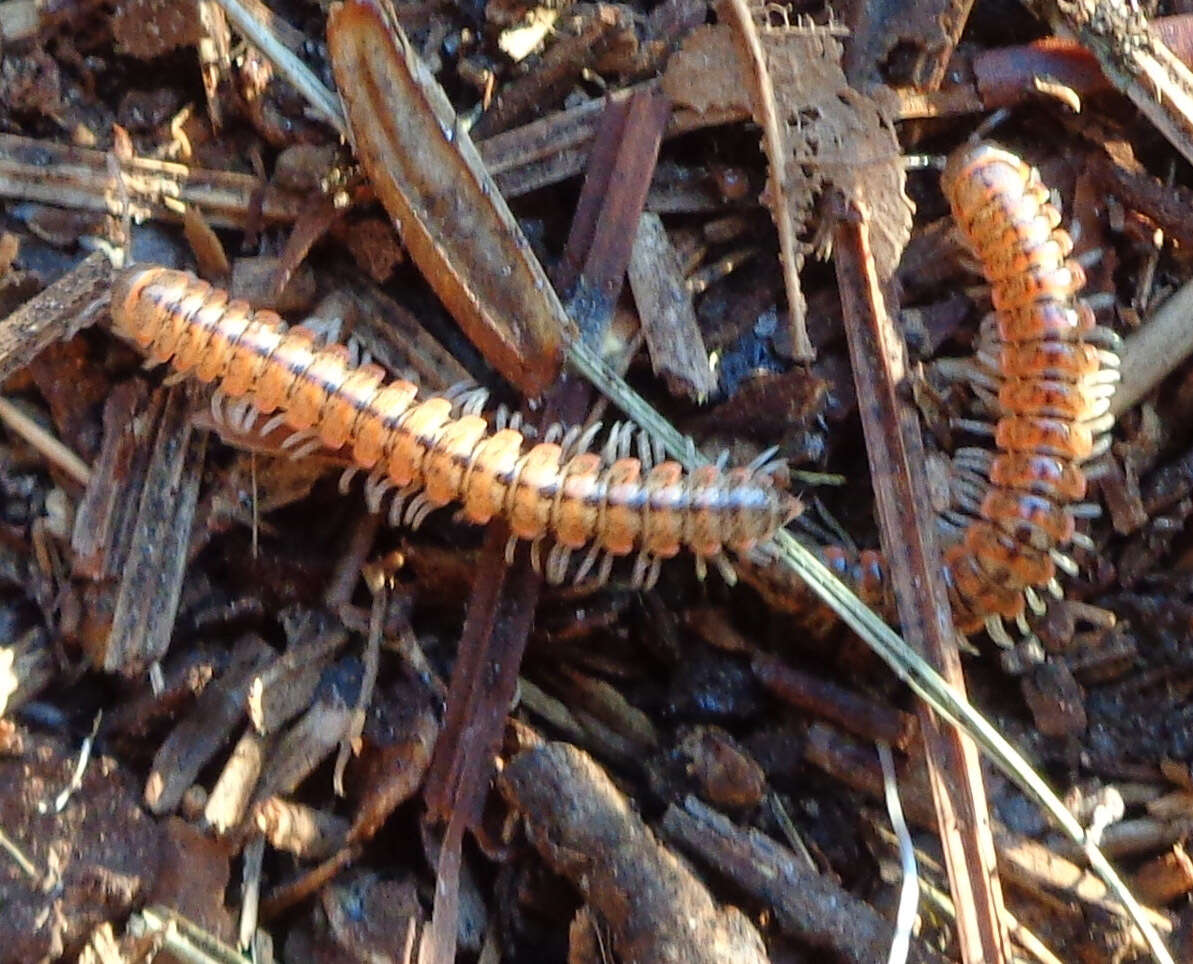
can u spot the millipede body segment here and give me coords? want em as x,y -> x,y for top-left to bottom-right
935,142 -> 1119,638
109,266 -> 800,585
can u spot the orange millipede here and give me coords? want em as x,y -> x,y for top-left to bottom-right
748,143 -> 1121,646
936,142 -> 1120,642
108,265 -> 801,588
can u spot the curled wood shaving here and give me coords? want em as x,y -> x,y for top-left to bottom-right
327,0 -> 575,398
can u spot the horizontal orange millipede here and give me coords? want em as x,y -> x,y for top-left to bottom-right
108,265 -> 801,588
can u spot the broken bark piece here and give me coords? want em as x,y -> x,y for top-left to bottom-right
144,817 -> 235,943
229,255 -> 316,313
0,250 -> 109,386
70,381 -> 151,580
112,0 -> 201,58
471,4 -> 635,139
844,0 -> 972,91
333,269 -> 472,392
498,741 -> 769,964
102,385 -> 207,674
327,0 -> 575,397
347,674 -> 440,843
753,650 -> 918,749
662,795 -> 949,963
671,726 -> 767,810
144,634 -> 275,815
251,661 -> 359,802
663,18 -> 913,361
1133,844 -> 1193,906
627,212 -> 716,402
319,871 -> 423,960
247,622 -> 348,735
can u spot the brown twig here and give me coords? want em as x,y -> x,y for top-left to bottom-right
832,196 -> 1011,964
662,795 -> 948,963
719,0 -> 813,360
1113,276 -> 1193,416
499,743 -> 769,963
0,251 -> 110,384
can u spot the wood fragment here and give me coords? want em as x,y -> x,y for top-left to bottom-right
499,742 -> 770,964
662,795 -> 948,964
205,727 -> 269,835
752,651 -> 918,749
844,0 -> 972,91
255,797 -> 350,861
327,0 -> 575,397
144,634 -> 275,815
471,5 -> 634,139
477,79 -> 742,198
0,251 -> 110,386
1133,844 -> 1193,906
251,668 -> 357,802
332,270 -> 472,392
627,212 -> 716,402
247,624 -> 348,736
832,196 -> 1011,964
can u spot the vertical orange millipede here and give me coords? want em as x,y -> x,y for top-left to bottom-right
788,143 -> 1121,643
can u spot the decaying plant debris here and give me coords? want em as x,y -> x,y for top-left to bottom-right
8,0 -> 1193,962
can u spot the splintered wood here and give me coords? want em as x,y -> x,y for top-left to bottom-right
663,11 -> 913,360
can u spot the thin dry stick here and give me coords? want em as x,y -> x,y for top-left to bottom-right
0,134 -> 304,230
718,0 -> 813,360
1112,276 -> 1193,416
833,197 -> 1009,964
0,824 -> 39,879
0,397 -> 91,486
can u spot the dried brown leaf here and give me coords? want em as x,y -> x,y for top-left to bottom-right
662,25 -> 751,115
663,19 -> 913,309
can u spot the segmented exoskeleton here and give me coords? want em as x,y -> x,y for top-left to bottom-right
109,266 -> 801,588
